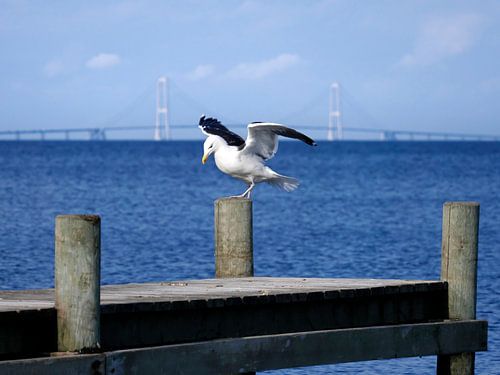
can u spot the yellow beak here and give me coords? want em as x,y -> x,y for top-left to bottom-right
202,153 -> 208,164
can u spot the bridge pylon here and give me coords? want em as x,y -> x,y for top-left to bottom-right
328,82 -> 342,141
155,76 -> 170,141
89,128 -> 106,141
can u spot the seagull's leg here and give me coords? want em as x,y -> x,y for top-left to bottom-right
230,183 -> 255,199
245,182 -> 256,199
239,182 -> 255,199
237,184 -> 252,198
228,184 -> 250,198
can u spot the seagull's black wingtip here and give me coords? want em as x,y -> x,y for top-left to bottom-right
199,115 -> 222,127
306,138 -> 317,146
199,114 -> 206,125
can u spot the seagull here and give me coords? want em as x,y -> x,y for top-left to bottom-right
199,115 -> 316,198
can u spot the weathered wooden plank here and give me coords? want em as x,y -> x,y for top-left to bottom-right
0,278 -> 447,313
105,320 -> 487,375
0,354 -> 104,375
0,321 -> 486,375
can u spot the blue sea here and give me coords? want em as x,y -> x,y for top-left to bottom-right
0,141 -> 499,374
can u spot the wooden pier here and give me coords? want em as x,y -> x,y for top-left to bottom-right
0,200 -> 488,374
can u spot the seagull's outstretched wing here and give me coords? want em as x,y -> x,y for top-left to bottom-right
198,115 -> 245,147
243,122 -> 316,160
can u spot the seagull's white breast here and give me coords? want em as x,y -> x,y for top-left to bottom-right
214,146 -> 265,182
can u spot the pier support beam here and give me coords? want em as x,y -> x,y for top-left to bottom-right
55,215 -> 101,353
214,198 -> 254,278
437,202 -> 479,375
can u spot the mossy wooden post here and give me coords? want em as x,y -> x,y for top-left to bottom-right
55,215 -> 101,353
437,202 -> 479,375
215,197 -> 254,278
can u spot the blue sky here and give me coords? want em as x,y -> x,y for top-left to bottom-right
1,1 -> 499,139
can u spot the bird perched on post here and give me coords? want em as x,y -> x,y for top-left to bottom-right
199,115 -> 316,198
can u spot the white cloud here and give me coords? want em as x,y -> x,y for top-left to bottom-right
86,53 -> 121,69
226,53 -> 300,79
43,59 -> 64,77
398,14 -> 482,67
187,64 -> 215,81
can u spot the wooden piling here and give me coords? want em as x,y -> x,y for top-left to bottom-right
55,215 -> 101,353
437,202 -> 479,375
214,198 -> 254,278
215,198 -> 254,374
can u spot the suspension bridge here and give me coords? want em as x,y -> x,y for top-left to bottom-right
1,78 -> 498,141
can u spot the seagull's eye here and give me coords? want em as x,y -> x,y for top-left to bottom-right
209,145 -> 213,149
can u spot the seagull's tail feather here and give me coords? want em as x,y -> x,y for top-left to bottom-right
266,174 -> 299,192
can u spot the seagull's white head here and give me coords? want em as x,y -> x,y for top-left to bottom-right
202,135 -> 224,164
